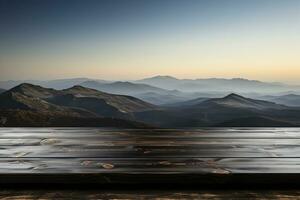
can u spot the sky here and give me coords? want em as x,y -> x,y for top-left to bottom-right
0,0 -> 300,83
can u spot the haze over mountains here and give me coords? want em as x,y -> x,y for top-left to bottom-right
79,80 -> 199,105
134,93 -> 300,127
136,76 -> 300,93
259,94 -> 300,107
1,82 -> 300,128
0,78 -> 109,90
1,76 -> 300,106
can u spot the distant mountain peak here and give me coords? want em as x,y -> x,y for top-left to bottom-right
111,81 -> 136,85
63,85 -> 105,95
143,75 -> 178,80
208,93 -> 250,106
67,85 -> 88,90
155,75 -> 177,79
205,93 -> 286,110
224,93 -> 245,99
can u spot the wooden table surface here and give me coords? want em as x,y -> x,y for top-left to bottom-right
0,127 -> 300,185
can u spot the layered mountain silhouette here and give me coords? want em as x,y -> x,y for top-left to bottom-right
0,78 -> 109,90
80,81 -> 169,95
200,93 -> 287,110
260,94 -> 300,107
79,80 -> 193,105
135,92 -> 189,105
2,76 -> 300,106
136,76 -> 180,89
165,97 -> 209,107
134,93 -> 300,127
1,83 -> 300,128
136,76 -> 300,93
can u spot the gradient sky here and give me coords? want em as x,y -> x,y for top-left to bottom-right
0,0 -> 300,83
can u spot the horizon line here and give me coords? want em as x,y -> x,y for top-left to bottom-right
0,75 -> 290,85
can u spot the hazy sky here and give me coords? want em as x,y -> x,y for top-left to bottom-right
0,0 -> 300,83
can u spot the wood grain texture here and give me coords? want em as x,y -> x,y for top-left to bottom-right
0,128 -> 300,185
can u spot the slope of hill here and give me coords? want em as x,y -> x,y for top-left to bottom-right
80,81 -> 171,95
136,75 -> 180,89
0,84 -> 155,127
135,92 -> 188,105
0,110 -> 149,128
41,78 -> 109,89
0,89 -> 5,94
165,97 -> 209,107
201,93 -> 287,110
80,80 -> 201,105
62,85 -> 156,113
0,84 -> 88,117
259,94 -> 300,107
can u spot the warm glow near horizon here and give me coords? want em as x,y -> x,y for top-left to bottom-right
0,0 -> 300,84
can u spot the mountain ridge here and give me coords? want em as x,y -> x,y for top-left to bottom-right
0,83 -> 155,127
259,94 -> 300,107
80,80 -> 169,95
134,93 -> 300,127
136,76 -> 300,93
2,83 -> 300,128
201,93 -> 287,110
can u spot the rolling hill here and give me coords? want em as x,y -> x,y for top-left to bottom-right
134,94 -> 300,127
165,97 -> 209,107
80,81 -> 169,95
0,83 -> 154,127
259,94 -> 300,107
135,92 -> 189,105
136,76 -> 180,90
200,93 -> 287,110
2,84 -> 300,128
80,80 -> 201,105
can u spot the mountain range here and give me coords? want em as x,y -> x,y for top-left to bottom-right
1,76 -> 300,106
1,83 -> 300,128
136,76 -> 300,93
80,81 -> 168,95
79,80 -> 202,105
134,93 -> 300,127
0,78 -> 109,90
0,76 -> 300,105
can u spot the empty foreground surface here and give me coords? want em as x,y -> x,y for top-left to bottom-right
1,128 -> 300,199
1,127 -> 300,174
